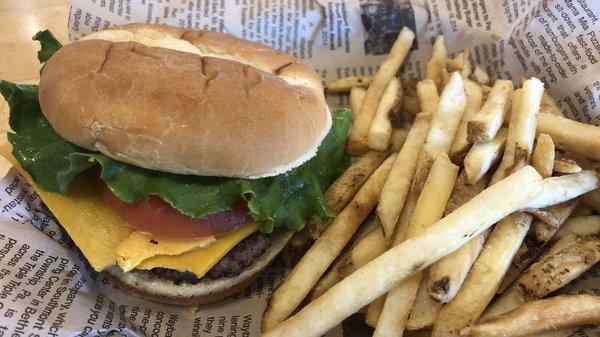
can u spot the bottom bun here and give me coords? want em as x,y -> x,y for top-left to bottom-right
104,230 -> 293,306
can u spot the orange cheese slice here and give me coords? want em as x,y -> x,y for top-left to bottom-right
116,231 -> 217,272
0,143 -> 258,277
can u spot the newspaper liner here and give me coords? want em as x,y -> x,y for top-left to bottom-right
0,0 -> 599,335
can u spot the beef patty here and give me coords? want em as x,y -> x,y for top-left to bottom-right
148,231 -> 271,284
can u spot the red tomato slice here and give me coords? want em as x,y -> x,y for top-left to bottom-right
96,179 -> 251,238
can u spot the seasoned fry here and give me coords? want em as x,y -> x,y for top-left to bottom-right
484,236 -> 600,318
467,79 -> 513,143
309,217 -> 381,300
262,166 -> 543,337
262,154 -> 396,331
490,89 -> 522,184
446,52 -> 465,72
349,86 -> 367,121
539,90 -> 564,116
512,78 -> 544,167
537,112 -> 600,161
428,172 -> 489,303
414,72 -> 466,189
375,154 -> 458,337
425,36 -> 448,90
407,272 -> 442,330
571,203 -> 594,217
555,215 -> 600,239
325,75 -> 373,92
530,134 -> 555,178
522,170 -> 599,209
307,151 -> 387,240
337,224 -> 387,277
432,212 -> 534,337
525,201 -> 577,227
470,65 -> 490,85
369,78 -> 403,151
434,79 -> 544,337
417,79 -> 440,114
390,128 -> 410,152
465,295 -> 600,337
377,113 -> 432,238
450,79 -> 484,158
464,128 -> 508,184
347,28 -> 415,155
308,259 -> 343,301
366,296 -> 386,327
553,157 -> 582,174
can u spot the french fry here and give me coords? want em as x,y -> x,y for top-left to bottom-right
366,296 -> 386,327
522,170 -> 599,209
554,215 -> 600,239
490,89 -> 522,184
307,151 -> 387,240
403,95 -> 421,115
309,217 -> 381,300
347,28 -> 415,155
525,327 -> 579,337
539,90 -> 564,116
441,68 -> 451,88
564,153 -> 600,212
390,128 -> 410,152
537,112 -> 600,161
467,79 -> 513,143
434,78 -> 544,337
498,200 -> 577,294
447,50 -> 473,78
369,78 -> 403,151
308,259 -> 343,301
470,65 -> 490,85
464,295 -> 600,337
337,224 -> 387,277
571,203 -> 594,216
377,113 -> 432,238
407,272 -> 443,330
262,154 -> 397,331
450,79 -> 484,158
464,128 -> 508,184
553,157 -> 582,174
425,36 -> 448,90
484,236 -> 600,318
525,200 -> 577,227
446,52 -> 465,72
530,134 -> 555,178
414,72 -> 466,190
417,79 -> 440,114
349,86 -> 367,121
432,213 -> 534,337
428,172 -> 489,303
325,75 -> 373,92
262,166 -> 543,337
511,78 -> 544,167
375,154 -> 459,337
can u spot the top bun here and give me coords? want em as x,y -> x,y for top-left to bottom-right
38,24 -> 331,178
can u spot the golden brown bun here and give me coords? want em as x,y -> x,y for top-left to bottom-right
105,230 -> 292,305
38,24 -> 330,178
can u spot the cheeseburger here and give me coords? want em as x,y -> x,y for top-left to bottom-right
0,24 -> 351,304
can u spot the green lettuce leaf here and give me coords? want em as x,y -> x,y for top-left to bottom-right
32,30 -> 62,63
1,80 -> 351,232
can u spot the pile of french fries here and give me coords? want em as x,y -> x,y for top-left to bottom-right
268,27 -> 600,337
